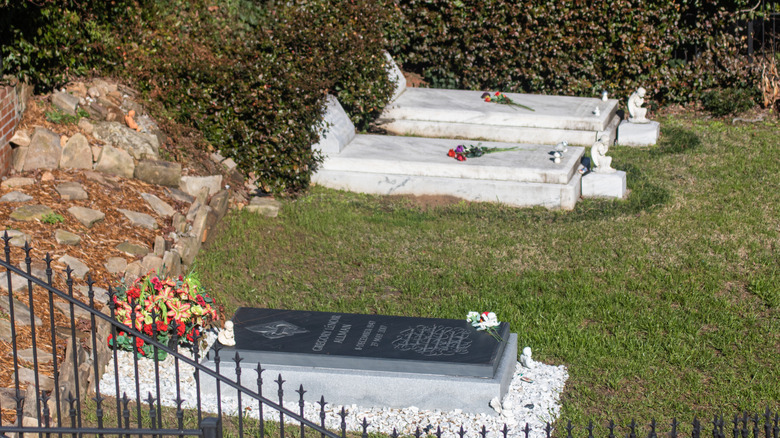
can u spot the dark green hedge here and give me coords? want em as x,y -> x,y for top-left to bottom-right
387,0 -> 759,104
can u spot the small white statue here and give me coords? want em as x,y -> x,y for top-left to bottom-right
591,140 -> 616,174
593,107 -> 600,116
627,87 -> 649,123
520,346 -> 535,368
601,90 -> 609,101
217,321 -> 236,346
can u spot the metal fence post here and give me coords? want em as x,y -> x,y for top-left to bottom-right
200,417 -> 222,438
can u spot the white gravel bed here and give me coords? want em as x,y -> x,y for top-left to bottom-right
99,333 -> 568,438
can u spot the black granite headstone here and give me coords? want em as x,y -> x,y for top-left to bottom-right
212,308 -> 511,378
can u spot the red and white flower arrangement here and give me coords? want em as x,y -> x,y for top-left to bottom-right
108,270 -> 219,360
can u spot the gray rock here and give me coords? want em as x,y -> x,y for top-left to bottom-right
116,241 -> 149,256
93,121 -> 159,160
58,255 -> 89,279
153,235 -> 167,257
0,191 -> 33,203
96,97 -> 123,122
59,133 -> 93,169
17,348 -> 52,364
174,235 -> 201,266
141,193 -> 175,217
0,269 -> 29,293
135,114 -> 166,146
67,206 -> 105,228
55,181 -> 88,200
123,261 -> 144,281
186,198 -> 203,222
161,250 -> 182,277
6,230 -> 32,247
141,254 -> 163,274
191,205 -> 215,244
54,229 -> 81,245
77,118 -> 94,135
172,212 -> 187,233
94,144 -> 134,178
23,128 -> 61,171
51,91 -> 79,116
0,295 -> 43,326
221,157 -> 238,171
0,318 -> 12,342
52,298 -> 90,320
209,189 -> 230,221
121,97 -> 145,117
15,367 -> 54,391
246,196 -> 281,217
84,100 -> 109,120
105,257 -> 127,274
10,204 -> 55,222
1,177 -> 35,188
88,85 -> 101,98
12,146 -> 28,172
180,175 -> 223,197
134,160 -> 182,187
117,208 -> 158,230
165,187 -> 194,204
75,284 -> 109,307
10,129 -> 31,147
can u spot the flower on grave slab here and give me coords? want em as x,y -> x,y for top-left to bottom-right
466,310 -> 504,342
480,91 -> 534,111
447,142 -> 520,161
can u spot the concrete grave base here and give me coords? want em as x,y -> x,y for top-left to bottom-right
581,170 -> 627,199
617,120 -> 660,147
200,334 -> 517,416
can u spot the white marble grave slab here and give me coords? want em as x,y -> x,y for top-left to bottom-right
617,120 -> 660,147
311,95 -> 356,157
380,88 -> 618,132
312,135 -> 584,210
581,170 -> 627,199
320,135 -> 584,185
384,52 -> 407,103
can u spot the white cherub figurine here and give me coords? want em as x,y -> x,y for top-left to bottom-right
217,320 -> 236,346
520,346 -> 535,368
591,139 -> 616,174
627,87 -> 649,123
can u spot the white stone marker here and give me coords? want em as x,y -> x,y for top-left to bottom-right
311,95 -> 356,157
582,170 -> 627,199
617,120 -> 660,147
384,52 -> 407,103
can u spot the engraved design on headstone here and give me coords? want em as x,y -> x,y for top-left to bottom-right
392,325 -> 472,356
246,321 -> 309,339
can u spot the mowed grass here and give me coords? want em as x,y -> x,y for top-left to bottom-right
195,115 -> 780,430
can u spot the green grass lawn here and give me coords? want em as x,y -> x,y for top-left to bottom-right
195,114 -> 779,430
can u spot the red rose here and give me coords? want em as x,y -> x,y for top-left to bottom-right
485,97 -> 491,102
457,154 -> 466,161
143,324 -> 153,336
495,92 -> 500,96
135,337 -> 144,348
447,149 -> 456,157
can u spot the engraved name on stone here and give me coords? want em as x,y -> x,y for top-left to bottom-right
313,314 -> 341,351
392,325 -> 472,356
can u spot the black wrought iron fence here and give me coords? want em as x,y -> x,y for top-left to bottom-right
0,234 -> 778,438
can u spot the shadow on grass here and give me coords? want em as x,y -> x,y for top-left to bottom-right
651,126 -> 701,155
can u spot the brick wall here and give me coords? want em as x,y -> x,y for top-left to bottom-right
0,80 -> 31,177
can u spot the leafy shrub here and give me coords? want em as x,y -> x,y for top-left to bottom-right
701,87 -> 759,116
0,0 -> 142,90
121,0 -> 396,195
109,271 -> 219,360
387,0 -> 759,105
